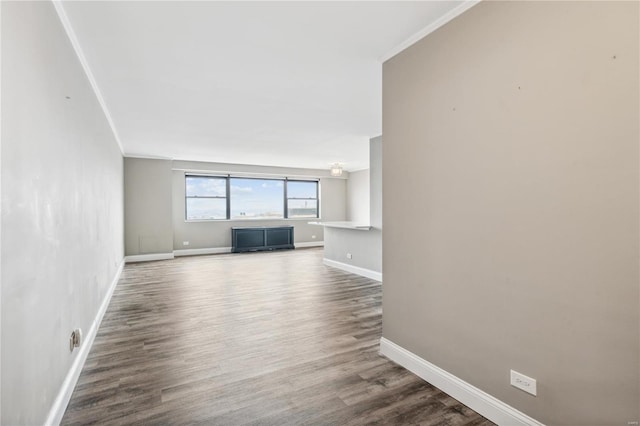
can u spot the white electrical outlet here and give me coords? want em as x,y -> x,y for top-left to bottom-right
510,370 -> 537,396
312,235 -> 316,239
346,253 -> 352,259
183,241 -> 190,246
69,328 -> 82,351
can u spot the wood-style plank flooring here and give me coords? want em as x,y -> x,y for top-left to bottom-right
62,248 -> 494,425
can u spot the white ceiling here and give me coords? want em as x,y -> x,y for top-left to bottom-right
60,1 -> 465,171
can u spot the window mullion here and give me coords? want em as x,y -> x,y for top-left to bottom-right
226,175 -> 231,220
284,177 -> 289,219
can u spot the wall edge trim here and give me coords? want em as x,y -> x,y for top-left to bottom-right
380,0 -> 481,63
51,1 -> 125,154
379,338 -> 544,426
124,253 -> 174,263
44,259 -> 125,426
323,258 -> 382,282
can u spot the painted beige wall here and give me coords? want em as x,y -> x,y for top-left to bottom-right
124,158 -> 173,256
1,2 -> 124,423
382,2 -> 639,424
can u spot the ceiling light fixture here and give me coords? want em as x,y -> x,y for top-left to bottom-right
330,163 -> 343,177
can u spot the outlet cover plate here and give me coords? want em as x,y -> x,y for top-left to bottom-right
510,370 -> 537,396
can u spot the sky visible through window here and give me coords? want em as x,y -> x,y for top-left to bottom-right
186,176 -> 226,197
287,181 -> 316,198
287,181 -> 318,218
231,178 -> 284,219
185,176 -> 227,220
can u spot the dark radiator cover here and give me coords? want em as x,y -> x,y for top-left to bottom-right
231,226 -> 295,253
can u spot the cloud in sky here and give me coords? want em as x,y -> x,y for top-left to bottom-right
186,176 -> 226,197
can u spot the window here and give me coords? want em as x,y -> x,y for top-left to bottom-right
185,175 -> 319,221
185,175 -> 228,220
286,180 -> 319,218
230,178 -> 284,219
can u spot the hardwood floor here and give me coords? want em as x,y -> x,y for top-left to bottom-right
62,248 -> 493,425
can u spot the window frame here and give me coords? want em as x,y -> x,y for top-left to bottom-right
184,174 -> 320,222
184,174 -> 230,221
285,179 -> 319,219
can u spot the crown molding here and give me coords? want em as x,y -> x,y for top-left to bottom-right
380,0 -> 481,63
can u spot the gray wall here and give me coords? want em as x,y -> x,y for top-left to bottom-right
1,2 -> 124,424
324,136 -> 382,274
346,169 -> 369,222
323,227 -> 381,272
125,158 -> 347,254
382,2 -> 639,424
124,158 -> 173,255
369,136 -> 382,230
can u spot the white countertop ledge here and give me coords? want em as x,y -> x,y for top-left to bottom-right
308,221 -> 372,230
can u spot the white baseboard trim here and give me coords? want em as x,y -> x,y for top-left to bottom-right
124,253 -> 174,263
44,259 -> 125,426
174,247 -> 232,257
323,258 -> 382,282
295,241 -> 324,248
379,338 -> 544,426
